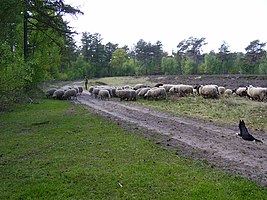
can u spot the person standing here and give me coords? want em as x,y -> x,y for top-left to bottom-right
84,76 -> 88,90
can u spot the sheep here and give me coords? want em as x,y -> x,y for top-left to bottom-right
52,89 -> 64,100
61,86 -> 72,91
45,88 -> 57,98
62,89 -> 77,100
92,87 -> 100,98
224,89 -> 233,98
135,88 -> 143,96
193,88 -> 198,96
144,88 -> 167,100
72,86 -> 79,94
98,89 -> 111,101
218,86 -> 225,95
161,84 -> 175,93
247,85 -> 267,101
110,87 -> 117,97
199,85 -> 219,99
154,83 -> 163,87
137,88 -> 150,99
193,84 -> 202,95
116,89 -> 136,101
88,86 -> 94,95
122,85 -> 132,89
233,87 -> 247,97
78,86 -> 83,94
169,84 -> 193,97
133,84 -> 146,90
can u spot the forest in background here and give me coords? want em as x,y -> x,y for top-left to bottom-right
0,0 -> 267,109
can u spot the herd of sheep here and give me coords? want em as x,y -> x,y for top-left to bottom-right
45,85 -> 83,100
87,83 -> 267,102
45,82 -> 267,102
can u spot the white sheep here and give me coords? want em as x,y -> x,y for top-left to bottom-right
92,87 -> 100,98
62,89 -> 77,100
144,88 -> 167,100
135,88 -> 143,96
98,89 -> 111,101
199,85 -> 219,99
169,84 -> 193,97
234,87 -> 247,97
116,89 -> 136,101
218,86 -> 225,95
247,85 -> 267,101
137,88 -> 150,98
224,89 -> 233,98
122,85 -> 132,89
161,84 -> 175,93
133,84 -> 146,90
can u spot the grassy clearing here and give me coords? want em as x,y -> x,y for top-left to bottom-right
0,99 -> 267,199
90,76 -> 154,87
134,96 -> 267,132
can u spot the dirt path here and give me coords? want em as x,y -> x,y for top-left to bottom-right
76,91 -> 267,186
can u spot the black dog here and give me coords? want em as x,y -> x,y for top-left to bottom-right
237,120 -> 262,142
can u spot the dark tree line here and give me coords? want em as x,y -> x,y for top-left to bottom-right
73,35 -> 266,78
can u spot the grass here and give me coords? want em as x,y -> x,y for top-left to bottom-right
90,76 -> 154,87
0,99 -> 267,199
134,96 -> 267,132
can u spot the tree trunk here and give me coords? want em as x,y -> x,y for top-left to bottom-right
24,12 -> 28,63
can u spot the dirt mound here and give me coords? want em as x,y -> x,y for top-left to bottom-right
147,74 -> 267,89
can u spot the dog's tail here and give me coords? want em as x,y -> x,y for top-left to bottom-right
254,138 -> 263,143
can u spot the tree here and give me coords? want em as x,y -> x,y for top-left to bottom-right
230,52 -> 244,74
243,40 -> 266,73
161,56 -> 179,75
183,57 -> 198,74
122,58 -> 140,76
176,37 -> 207,65
0,0 -> 83,109
174,37 -> 207,74
134,39 -> 164,74
105,42 -> 118,75
203,53 -> 221,74
259,54 -> 267,74
81,32 -> 93,63
24,0 -> 82,61
80,32 -> 109,77
110,48 -> 128,76
217,41 -> 231,74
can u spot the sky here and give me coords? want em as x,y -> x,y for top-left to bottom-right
64,0 -> 267,55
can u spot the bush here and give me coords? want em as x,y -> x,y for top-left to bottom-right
0,43 -> 44,110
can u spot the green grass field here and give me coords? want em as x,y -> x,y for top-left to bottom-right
0,99 -> 267,199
